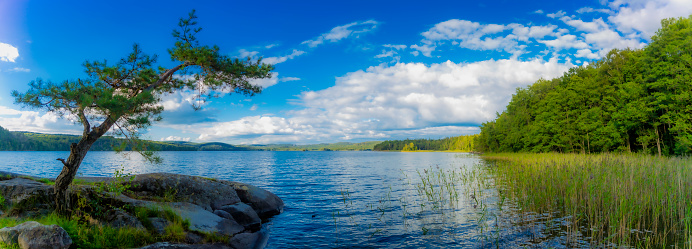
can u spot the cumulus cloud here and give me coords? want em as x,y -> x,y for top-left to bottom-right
0,106 -> 81,134
0,43 -> 19,62
608,0 -> 692,39
301,20 -> 378,48
416,19 -> 563,56
189,58 -> 571,144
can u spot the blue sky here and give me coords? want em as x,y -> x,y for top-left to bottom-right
1,0 -> 690,144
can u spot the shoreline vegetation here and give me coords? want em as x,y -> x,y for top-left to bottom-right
483,152 -> 692,247
475,16 -> 692,157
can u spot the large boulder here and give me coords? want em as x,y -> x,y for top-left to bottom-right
218,203 -> 261,231
166,202 -> 244,237
130,173 -> 242,211
0,221 -> 72,249
222,182 -> 283,220
0,178 -> 54,208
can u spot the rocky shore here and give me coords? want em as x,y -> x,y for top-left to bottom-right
0,171 -> 284,249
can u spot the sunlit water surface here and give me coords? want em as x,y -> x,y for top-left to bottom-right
1,151 -> 586,248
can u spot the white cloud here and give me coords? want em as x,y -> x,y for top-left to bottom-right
189,58 -> 571,144
534,10 -> 544,14
161,136 -> 190,142
0,43 -> 19,62
383,44 -> 407,50
575,48 -> 600,59
0,106 -> 81,134
560,16 -> 607,33
237,49 -> 259,58
410,44 -> 436,57
576,7 -> 612,14
249,104 -> 258,111
417,20 -> 562,56
250,72 -> 279,89
538,34 -> 590,50
547,10 -> 567,18
262,49 -> 305,64
301,20 -> 379,48
279,77 -> 300,82
196,116 -> 311,141
608,0 -> 692,39
7,67 -> 30,72
375,50 -> 396,58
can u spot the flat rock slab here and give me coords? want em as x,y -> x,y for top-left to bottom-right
165,202 -> 244,237
130,173 -> 242,211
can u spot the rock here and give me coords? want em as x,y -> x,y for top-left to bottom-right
228,230 -> 268,249
166,202 -> 244,237
0,178 -> 54,208
148,217 -> 170,235
219,203 -> 261,231
138,242 -> 232,249
130,173 -> 242,211
185,232 -> 203,244
213,209 -> 232,219
0,221 -> 72,249
0,225 -> 20,244
105,208 -> 145,230
222,181 -> 283,220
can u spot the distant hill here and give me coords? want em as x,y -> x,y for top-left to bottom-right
373,134 -> 479,152
251,141 -> 380,151
0,125 -> 378,151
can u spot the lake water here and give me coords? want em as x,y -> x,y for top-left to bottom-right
1,151 -> 581,248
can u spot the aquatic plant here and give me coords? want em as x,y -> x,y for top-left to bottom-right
485,153 -> 692,247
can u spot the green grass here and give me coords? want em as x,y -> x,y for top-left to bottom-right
0,205 -> 199,248
0,212 -> 152,248
483,153 -> 692,247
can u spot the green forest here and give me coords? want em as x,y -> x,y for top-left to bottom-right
373,134 -> 478,151
475,16 -> 692,156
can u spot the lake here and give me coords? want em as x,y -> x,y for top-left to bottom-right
1,151 -> 581,248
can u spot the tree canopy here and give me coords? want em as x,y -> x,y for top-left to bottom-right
475,15 -> 692,156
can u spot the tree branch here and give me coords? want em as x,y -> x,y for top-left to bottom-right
77,108 -> 91,137
147,62 -> 192,92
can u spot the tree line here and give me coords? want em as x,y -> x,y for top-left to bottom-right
373,134 -> 478,151
0,125 -> 252,151
475,16 -> 692,156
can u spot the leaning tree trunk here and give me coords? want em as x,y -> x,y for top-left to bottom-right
53,116 -> 114,214
54,138 -> 96,214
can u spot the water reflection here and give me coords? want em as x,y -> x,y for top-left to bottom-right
0,151 -> 594,248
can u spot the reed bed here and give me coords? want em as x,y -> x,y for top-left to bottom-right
483,153 -> 692,247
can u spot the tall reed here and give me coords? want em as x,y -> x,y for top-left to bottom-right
484,153 -> 692,247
